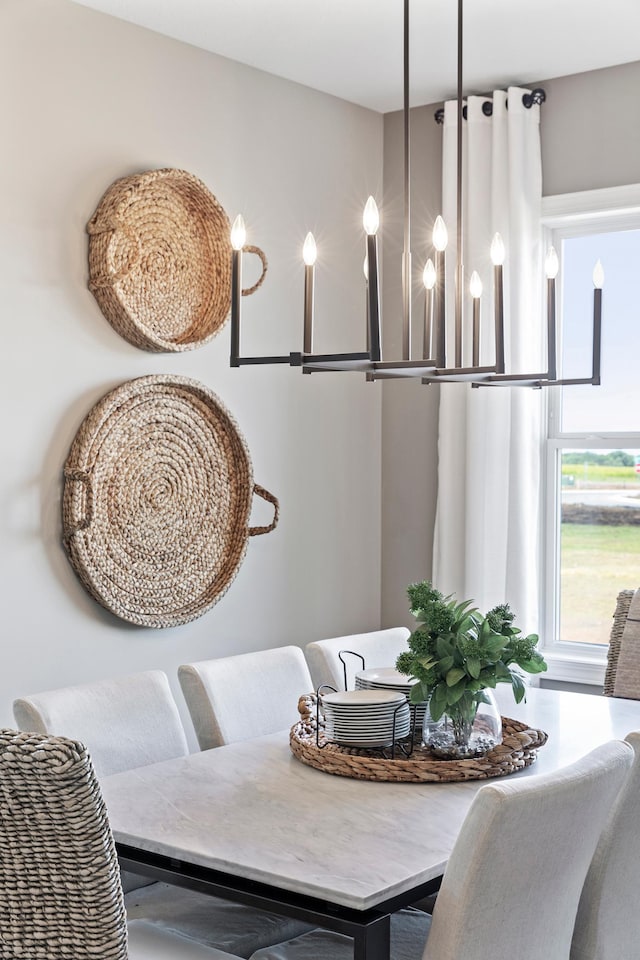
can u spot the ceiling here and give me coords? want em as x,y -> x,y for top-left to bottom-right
71,0 -> 640,113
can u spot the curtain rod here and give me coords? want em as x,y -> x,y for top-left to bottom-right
434,87 -> 546,125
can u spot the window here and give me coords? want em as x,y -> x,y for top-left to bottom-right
542,186 -> 640,684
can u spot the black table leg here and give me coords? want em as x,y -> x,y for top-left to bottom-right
354,913 -> 391,960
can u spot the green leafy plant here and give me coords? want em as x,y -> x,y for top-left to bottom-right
396,581 -> 547,736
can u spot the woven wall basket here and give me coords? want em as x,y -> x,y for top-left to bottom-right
62,375 -> 278,628
87,168 -> 267,352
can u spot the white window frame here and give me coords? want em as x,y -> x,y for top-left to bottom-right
541,183 -> 640,685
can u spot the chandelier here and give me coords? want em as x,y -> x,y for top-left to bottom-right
229,0 -> 603,389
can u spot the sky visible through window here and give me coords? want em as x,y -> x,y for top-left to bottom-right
561,229 -> 640,433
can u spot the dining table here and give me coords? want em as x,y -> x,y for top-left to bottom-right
101,685 -> 640,960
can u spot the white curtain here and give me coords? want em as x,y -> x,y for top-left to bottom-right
432,88 -> 543,633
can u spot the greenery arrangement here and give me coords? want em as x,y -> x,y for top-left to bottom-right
396,581 -> 547,734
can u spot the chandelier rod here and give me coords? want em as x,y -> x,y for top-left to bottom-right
402,0 -> 411,361
455,0 -> 464,367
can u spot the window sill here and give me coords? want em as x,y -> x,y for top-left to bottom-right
542,651 -> 606,687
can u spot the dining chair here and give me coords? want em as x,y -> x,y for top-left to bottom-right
304,627 -> 411,691
0,727 -> 241,960
13,669 -> 189,779
246,739 -> 633,960
178,645 -> 313,750
603,588 -> 640,698
13,670 -> 311,957
570,730 -> 640,960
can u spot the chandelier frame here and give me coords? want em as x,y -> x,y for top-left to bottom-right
230,0 -> 602,390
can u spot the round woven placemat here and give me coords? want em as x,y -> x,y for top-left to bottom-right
290,695 -> 547,783
87,168 -> 267,352
62,375 -> 278,628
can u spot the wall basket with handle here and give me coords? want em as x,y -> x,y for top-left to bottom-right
87,168 -> 267,352
62,374 -> 278,628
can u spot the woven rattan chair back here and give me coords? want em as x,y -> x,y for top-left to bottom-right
0,728 -> 127,960
604,589 -> 638,697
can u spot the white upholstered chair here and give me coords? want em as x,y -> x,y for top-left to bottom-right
178,646 -> 313,750
305,627 -> 411,692
0,727 -> 239,960
13,670 -> 189,779
13,670 -> 310,957
248,740 -> 633,960
570,730 -> 640,960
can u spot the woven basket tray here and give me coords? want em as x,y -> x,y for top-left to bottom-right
87,168 -> 267,352
62,375 -> 278,628
290,695 -> 547,783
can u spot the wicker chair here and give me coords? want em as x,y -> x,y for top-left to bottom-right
0,727 -> 240,959
604,589 -> 640,698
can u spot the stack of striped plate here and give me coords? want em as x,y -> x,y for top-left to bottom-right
355,667 -> 429,733
320,689 -> 411,748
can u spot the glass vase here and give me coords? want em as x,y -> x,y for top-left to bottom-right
422,689 -> 502,759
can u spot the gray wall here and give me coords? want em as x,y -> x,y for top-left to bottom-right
380,59 -> 640,630
0,0 -> 383,734
541,61 -> 640,196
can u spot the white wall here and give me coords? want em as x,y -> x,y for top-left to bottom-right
0,0 -> 383,736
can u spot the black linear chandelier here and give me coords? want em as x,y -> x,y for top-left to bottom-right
229,0 -> 603,389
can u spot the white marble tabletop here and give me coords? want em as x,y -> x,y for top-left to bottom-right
101,686 -> 640,911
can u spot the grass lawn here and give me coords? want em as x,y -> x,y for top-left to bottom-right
562,463 -> 640,487
561,523 -> 640,645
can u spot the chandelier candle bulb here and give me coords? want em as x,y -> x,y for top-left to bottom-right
230,214 -> 246,366
433,215 -> 448,368
592,260 -> 604,384
593,260 -> 604,289
423,258 -> 436,360
490,232 -> 506,374
302,232 -> 317,354
363,197 -> 382,362
545,246 -> 560,382
470,270 -> 482,368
